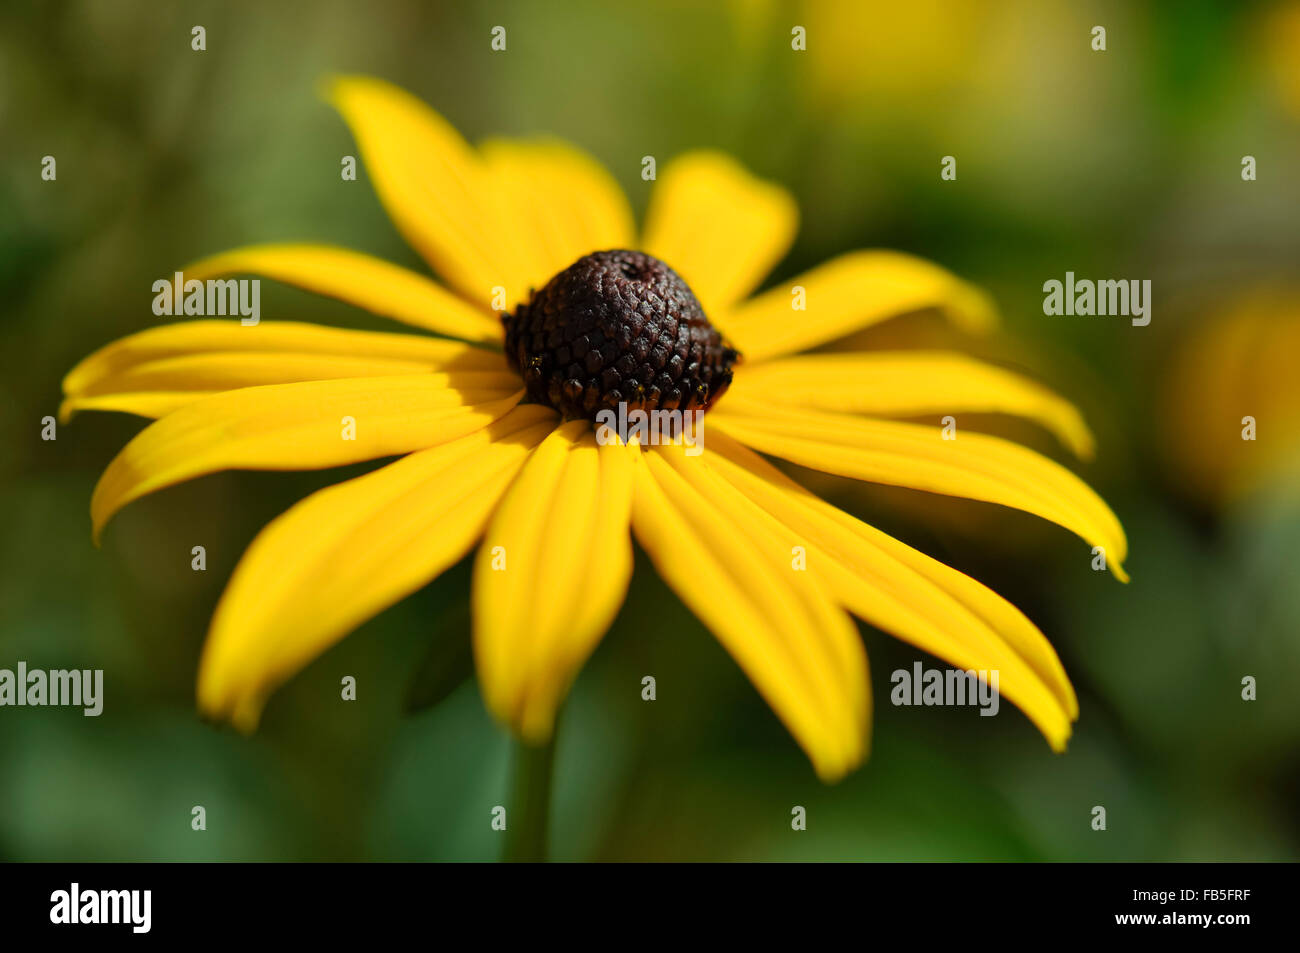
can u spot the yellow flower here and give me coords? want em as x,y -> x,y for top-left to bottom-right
64,76 -> 1127,781
1160,287 -> 1300,506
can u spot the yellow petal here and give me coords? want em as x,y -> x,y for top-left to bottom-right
719,251 -> 996,362
727,350 -> 1095,458
199,405 -> 560,731
90,375 -> 524,542
184,244 -> 503,343
62,392 -> 204,421
641,151 -> 798,315
473,423 -> 635,742
325,75 -> 536,309
480,138 -> 637,291
62,321 -> 509,423
632,442 -> 868,781
62,354 -> 515,423
61,364 -> 514,421
705,427 -> 1077,748
64,320 -> 501,396
712,401 -> 1128,581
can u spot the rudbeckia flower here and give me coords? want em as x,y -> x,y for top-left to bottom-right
1160,288 -> 1300,507
64,76 -> 1127,782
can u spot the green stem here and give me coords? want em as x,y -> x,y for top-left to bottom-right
503,732 -> 557,863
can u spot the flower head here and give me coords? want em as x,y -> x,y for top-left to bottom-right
64,76 -> 1127,781
503,248 -> 738,419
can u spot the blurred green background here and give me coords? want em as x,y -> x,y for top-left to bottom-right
2,0 -> 1298,861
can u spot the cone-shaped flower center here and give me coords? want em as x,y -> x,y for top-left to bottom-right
503,250 -> 739,421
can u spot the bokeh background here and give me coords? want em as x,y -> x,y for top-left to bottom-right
2,0 -> 1298,861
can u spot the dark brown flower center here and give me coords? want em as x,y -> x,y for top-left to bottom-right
502,250 -> 739,421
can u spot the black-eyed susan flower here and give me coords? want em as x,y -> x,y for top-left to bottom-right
1160,288 -> 1300,506
64,76 -> 1127,782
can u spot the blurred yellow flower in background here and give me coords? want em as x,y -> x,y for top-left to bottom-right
1261,1 -> 1300,118
1160,288 -> 1300,507
803,0 -> 989,106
